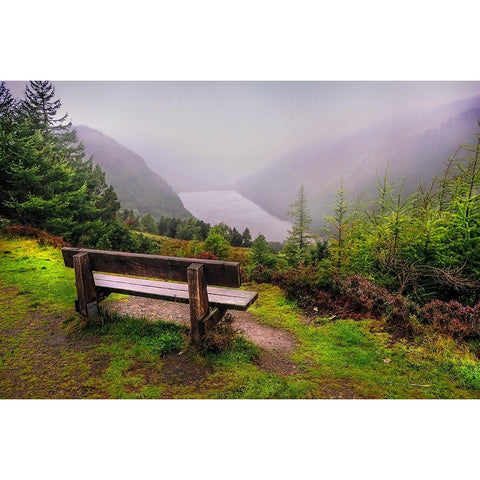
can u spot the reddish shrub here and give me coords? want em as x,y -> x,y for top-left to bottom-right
273,265 -> 328,309
4,225 -> 67,249
191,251 -> 219,260
249,264 -> 275,284
327,275 -> 396,320
386,295 -> 413,338
422,299 -> 480,340
239,267 -> 247,284
314,290 -> 335,312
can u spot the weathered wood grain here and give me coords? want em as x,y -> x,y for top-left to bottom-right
93,274 -> 257,309
73,252 -> 98,322
62,247 -> 241,287
187,263 -> 210,345
202,307 -> 227,333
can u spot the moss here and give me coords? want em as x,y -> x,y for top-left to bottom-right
0,237 -> 75,312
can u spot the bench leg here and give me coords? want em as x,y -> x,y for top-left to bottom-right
73,252 -> 99,323
187,263 -> 210,345
203,307 -> 228,334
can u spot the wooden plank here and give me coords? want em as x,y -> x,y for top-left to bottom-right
93,273 -> 254,299
73,252 -> 98,322
62,247 -> 241,288
187,263 -> 209,345
93,274 -> 257,310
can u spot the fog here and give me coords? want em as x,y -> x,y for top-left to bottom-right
6,81 -> 480,189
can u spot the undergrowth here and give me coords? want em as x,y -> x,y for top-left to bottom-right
1,234 -> 480,399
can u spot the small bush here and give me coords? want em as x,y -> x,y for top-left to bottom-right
385,295 -> 413,338
331,275 -> 396,320
200,312 -> 237,353
455,363 -> 480,389
249,264 -> 275,284
422,299 -> 480,340
191,251 -> 219,260
273,265 -> 330,309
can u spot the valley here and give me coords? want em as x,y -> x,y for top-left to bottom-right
179,190 -> 292,242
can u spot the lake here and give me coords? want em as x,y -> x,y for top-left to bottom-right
179,190 -> 292,242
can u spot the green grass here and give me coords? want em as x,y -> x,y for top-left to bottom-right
0,237 -> 76,312
94,309 -> 187,356
248,284 -> 480,398
1,233 -> 480,399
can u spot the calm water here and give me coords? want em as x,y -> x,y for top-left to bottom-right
179,190 -> 292,242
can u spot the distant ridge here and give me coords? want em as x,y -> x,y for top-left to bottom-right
75,125 -> 191,219
236,95 -> 480,226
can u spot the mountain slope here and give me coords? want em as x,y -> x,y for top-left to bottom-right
236,95 -> 480,226
75,125 -> 191,219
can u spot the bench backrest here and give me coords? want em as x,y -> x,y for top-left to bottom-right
61,247 -> 241,288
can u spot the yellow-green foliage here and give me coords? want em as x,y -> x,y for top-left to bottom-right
144,232 -> 250,266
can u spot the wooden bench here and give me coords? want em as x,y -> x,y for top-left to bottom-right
62,247 -> 258,345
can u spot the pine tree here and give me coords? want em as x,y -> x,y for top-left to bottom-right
21,81 -> 84,160
210,222 -> 233,243
242,228 -> 252,247
325,182 -> 352,271
231,227 -> 244,247
0,82 -> 17,121
203,230 -> 230,259
284,185 -> 313,266
22,81 -> 68,133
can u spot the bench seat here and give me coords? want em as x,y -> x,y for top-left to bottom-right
94,273 -> 258,311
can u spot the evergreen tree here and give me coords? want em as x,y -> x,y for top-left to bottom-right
0,82 -> 126,248
242,228 -> 252,247
21,81 -> 83,160
176,218 -> 202,240
210,222 -> 233,243
140,214 -> 158,234
284,185 -> 313,266
250,234 -> 276,267
230,227 -> 244,247
203,230 -> 230,259
0,82 -> 17,121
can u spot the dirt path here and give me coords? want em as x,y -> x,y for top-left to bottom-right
106,297 -> 299,374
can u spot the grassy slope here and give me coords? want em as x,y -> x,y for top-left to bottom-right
1,235 -> 479,399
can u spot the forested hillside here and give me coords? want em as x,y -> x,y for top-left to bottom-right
0,81 -> 156,252
75,125 -> 191,219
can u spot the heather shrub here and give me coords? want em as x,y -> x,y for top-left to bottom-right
331,275 -> 396,320
385,295 -> 414,337
273,265 -> 330,309
422,299 -> 480,340
274,266 -> 415,334
249,264 -> 275,284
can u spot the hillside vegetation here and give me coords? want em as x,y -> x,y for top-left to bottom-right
75,125 -> 191,219
2,81 -> 480,399
1,232 -> 479,399
0,81 -> 158,252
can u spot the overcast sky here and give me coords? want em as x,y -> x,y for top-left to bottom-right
6,81 -> 480,181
